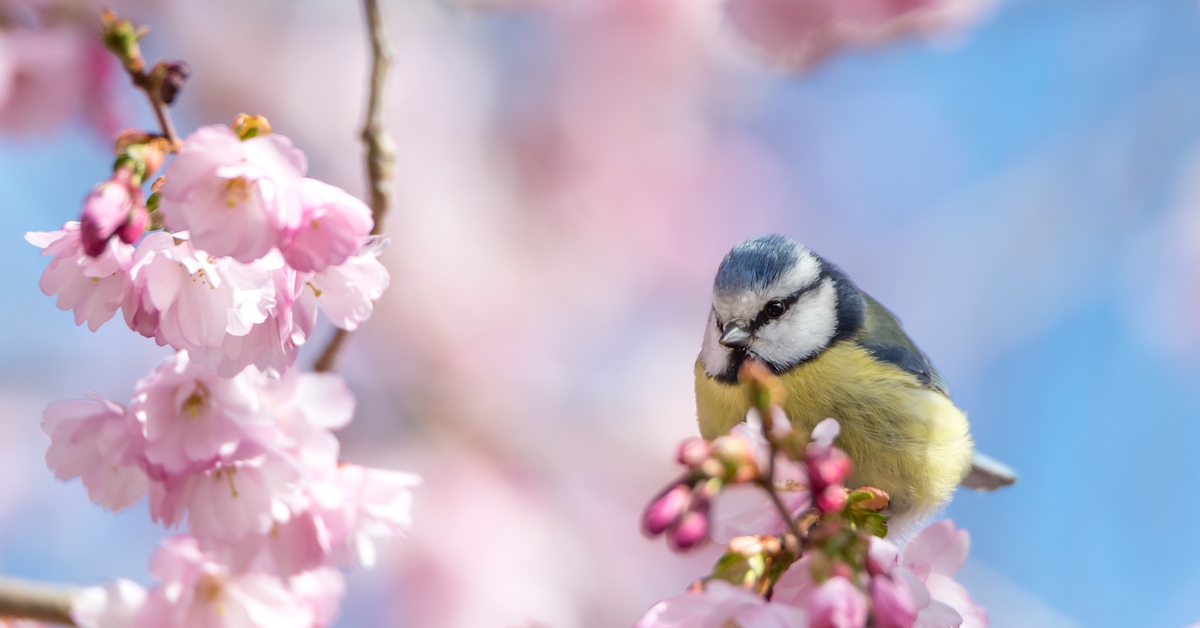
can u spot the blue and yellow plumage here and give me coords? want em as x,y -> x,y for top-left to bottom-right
695,235 -> 1012,523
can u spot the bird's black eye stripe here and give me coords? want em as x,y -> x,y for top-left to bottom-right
749,281 -> 820,330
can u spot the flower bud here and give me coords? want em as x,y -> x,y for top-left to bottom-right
728,535 -> 766,557
809,576 -> 868,628
140,137 -> 173,176
816,485 -> 848,514
100,9 -> 147,74
232,113 -> 272,140
711,433 -> 759,482
642,484 -> 691,536
850,487 -> 889,511
666,510 -> 709,552
870,574 -> 917,628
830,561 -> 854,581
119,203 -> 149,245
807,447 -> 852,493
738,358 -> 786,412
80,171 -> 135,257
114,129 -> 157,154
675,437 -> 711,468
157,61 -> 191,105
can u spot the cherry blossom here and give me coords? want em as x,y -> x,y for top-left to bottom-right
710,412 -> 810,542
901,521 -> 987,628
159,124 -> 307,264
298,238 -> 390,332
308,464 -> 420,568
634,580 -> 808,628
122,232 -> 278,355
27,222 -> 132,332
133,351 -> 272,474
133,536 -> 314,628
42,392 -> 148,512
281,178 -> 373,273
191,263 -> 311,377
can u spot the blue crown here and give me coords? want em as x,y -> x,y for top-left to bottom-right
714,234 -> 800,294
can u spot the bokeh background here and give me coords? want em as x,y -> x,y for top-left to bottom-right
0,0 -> 1198,626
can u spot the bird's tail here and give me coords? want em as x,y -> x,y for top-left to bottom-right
960,451 -> 1017,491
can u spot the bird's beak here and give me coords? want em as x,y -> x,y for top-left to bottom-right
719,321 -> 752,349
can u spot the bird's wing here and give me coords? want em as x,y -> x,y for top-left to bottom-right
962,451 -> 1018,490
855,292 -> 951,396
856,294 -> 1018,490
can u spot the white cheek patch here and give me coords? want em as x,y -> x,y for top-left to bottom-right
701,309 -> 732,377
751,278 -> 838,367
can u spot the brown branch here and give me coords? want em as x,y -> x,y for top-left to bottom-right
0,577 -> 77,626
130,70 -> 182,150
100,10 -> 182,150
312,0 -> 396,374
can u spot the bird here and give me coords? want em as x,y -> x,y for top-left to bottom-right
694,234 -> 1014,523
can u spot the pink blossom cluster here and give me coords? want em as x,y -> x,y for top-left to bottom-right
29,116 -> 413,627
43,354 -> 418,627
638,414 -> 987,628
637,520 -> 984,628
28,123 -> 383,376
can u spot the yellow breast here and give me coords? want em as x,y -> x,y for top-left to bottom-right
694,342 -> 973,517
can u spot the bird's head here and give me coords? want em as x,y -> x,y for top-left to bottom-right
700,234 -> 862,382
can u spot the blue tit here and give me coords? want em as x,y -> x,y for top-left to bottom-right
695,234 -> 1014,521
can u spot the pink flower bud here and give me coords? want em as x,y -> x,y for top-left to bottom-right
118,203 -> 148,245
80,176 -> 134,257
666,509 -> 709,552
642,484 -> 691,536
809,576 -> 868,628
675,437 -> 711,468
831,561 -> 854,581
807,447 -> 852,492
869,574 -> 917,628
816,485 -> 848,514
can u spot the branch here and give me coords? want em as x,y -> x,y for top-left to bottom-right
129,69 -> 182,150
101,10 -> 183,150
757,448 -> 806,547
0,577 -> 77,626
313,0 -> 396,374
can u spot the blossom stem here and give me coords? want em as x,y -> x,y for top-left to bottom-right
758,437 -> 806,547
126,68 -> 182,151
0,576 -> 77,625
313,0 -> 396,373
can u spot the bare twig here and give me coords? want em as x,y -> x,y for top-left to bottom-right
0,577 -> 77,626
130,70 -> 182,150
313,0 -> 396,373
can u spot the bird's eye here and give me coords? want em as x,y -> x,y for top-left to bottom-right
765,300 -> 787,319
